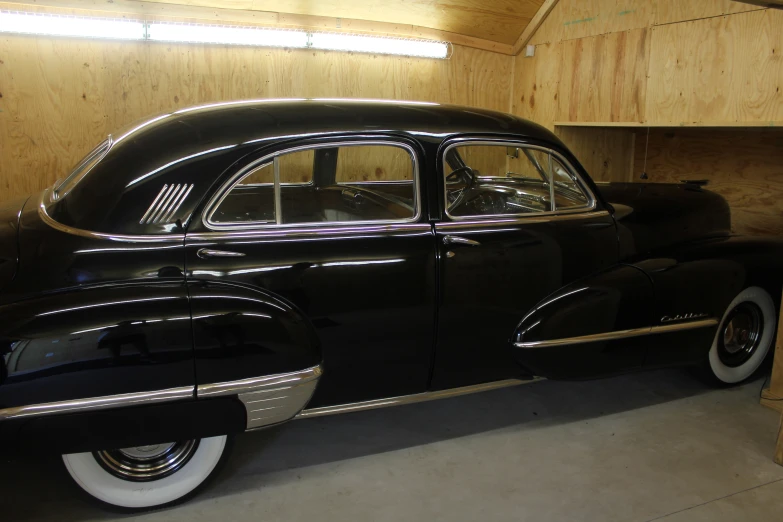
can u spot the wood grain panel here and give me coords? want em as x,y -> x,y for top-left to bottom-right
511,42 -> 562,130
653,0 -> 761,26
136,0 -> 546,45
556,127 -> 635,182
632,128 -> 783,236
530,0 -> 653,45
646,9 -> 783,125
557,28 -> 649,123
0,37 -> 511,202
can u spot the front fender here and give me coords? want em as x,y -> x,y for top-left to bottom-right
512,264 -> 654,379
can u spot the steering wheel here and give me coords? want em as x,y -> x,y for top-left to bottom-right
446,166 -> 476,187
445,166 -> 477,212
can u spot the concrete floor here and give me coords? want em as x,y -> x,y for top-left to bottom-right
2,368 -> 782,521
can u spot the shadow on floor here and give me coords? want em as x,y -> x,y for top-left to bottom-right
0,367 -> 729,520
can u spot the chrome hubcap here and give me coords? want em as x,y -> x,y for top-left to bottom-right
718,303 -> 763,368
94,440 -> 199,482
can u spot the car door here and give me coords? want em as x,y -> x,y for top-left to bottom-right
429,137 -> 645,390
184,136 -> 436,408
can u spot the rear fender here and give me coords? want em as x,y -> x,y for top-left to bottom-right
188,281 -> 323,429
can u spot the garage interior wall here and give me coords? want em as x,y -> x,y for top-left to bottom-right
512,0 -> 783,237
0,6 -> 513,201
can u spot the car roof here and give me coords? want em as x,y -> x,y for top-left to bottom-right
44,99 -> 568,236
115,98 -> 560,147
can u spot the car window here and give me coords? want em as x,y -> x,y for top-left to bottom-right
210,143 -> 416,227
443,143 -> 590,218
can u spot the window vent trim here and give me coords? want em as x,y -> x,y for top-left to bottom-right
140,183 -> 194,225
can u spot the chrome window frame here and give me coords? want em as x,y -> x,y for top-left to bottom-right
441,139 -> 597,221
51,134 -> 113,202
204,140 -> 421,231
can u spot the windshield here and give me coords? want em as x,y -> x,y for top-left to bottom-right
52,137 -> 112,200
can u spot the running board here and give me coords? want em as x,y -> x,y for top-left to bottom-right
296,377 -> 542,419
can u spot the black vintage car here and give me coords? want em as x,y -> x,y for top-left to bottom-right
0,100 -> 780,509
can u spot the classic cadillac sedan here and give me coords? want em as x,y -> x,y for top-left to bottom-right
0,100 -> 780,510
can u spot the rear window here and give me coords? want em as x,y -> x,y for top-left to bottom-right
52,137 -> 111,200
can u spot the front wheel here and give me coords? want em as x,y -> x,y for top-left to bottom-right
706,286 -> 776,385
63,435 -> 230,510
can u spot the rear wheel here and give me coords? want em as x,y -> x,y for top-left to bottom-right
63,435 -> 229,510
707,286 -> 776,384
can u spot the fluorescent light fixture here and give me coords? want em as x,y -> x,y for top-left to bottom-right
0,10 -> 451,59
148,22 -> 309,48
0,10 -> 144,40
310,33 -> 449,59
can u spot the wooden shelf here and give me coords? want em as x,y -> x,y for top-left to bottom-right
554,121 -> 783,128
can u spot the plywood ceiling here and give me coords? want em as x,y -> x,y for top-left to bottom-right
136,0 -> 548,45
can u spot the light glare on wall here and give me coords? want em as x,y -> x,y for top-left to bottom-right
0,11 -> 144,40
0,10 -> 451,59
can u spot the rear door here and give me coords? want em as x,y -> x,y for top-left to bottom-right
184,136 -> 436,408
429,138 -> 626,389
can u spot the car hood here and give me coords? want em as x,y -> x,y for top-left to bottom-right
0,195 -> 28,293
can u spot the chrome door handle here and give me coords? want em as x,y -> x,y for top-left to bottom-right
197,248 -> 246,259
443,235 -> 481,246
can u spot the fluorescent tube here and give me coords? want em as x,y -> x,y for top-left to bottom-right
0,10 -> 144,40
147,22 -> 309,48
310,32 -> 449,58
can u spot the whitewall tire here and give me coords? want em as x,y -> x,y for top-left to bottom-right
62,435 -> 228,510
707,286 -> 776,384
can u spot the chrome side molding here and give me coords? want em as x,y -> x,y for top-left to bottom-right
198,366 -> 322,430
297,377 -> 540,419
514,318 -> 719,349
0,386 -> 194,421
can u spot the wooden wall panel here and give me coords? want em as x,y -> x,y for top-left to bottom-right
631,128 -> 783,236
510,42 -> 562,130
556,127 -> 635,182
530,0 -> 653,45
653,0 -> 761,26
529,0 -> 761,45
557,28 -> 649,123
646,9 -> 783,125
0,38 -> 512,202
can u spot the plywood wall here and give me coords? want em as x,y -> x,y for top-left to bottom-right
512,0 -> 783,236
631,128 -> 783,236
0,37 -> 512,202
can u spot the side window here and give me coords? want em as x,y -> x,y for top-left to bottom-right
210,143 -> 416,227
443,143 -> 591,218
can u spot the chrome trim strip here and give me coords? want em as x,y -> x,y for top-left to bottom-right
436,210 -> 611,229
198,366 -> 323,430
39,191 -> 185,243
197,365 -> 322,398
0,386 -> 194,421
186,222 -> 432,241
273,155 -> 282,225
514,318 -> 720,349
297,378 -> 540,419
140,184 -> 170,224
202,139 -> 421,232
440,138 -> 597,221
